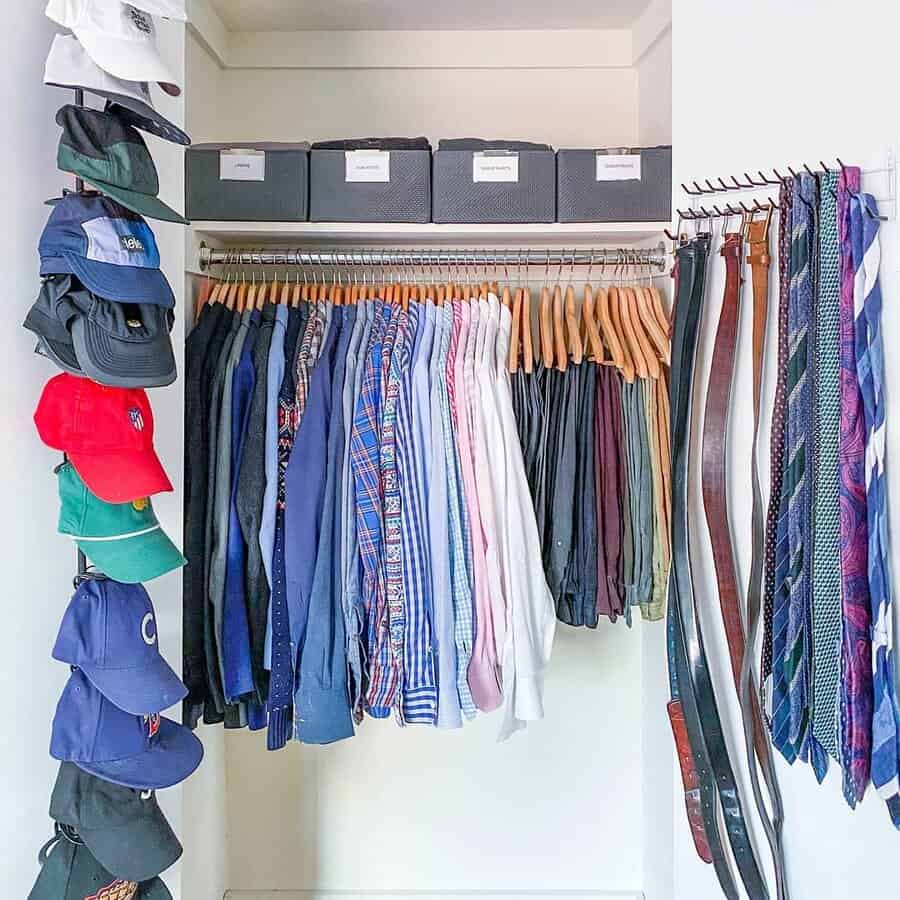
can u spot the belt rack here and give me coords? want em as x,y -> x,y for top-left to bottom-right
198,245 -> 669,271
673,152 -> 897,222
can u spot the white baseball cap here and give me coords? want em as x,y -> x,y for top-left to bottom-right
45,0 -> 181,97
44,35 -> 190,145
127,0 -> 187,21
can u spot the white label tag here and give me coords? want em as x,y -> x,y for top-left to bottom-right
595,153 -> 642,182
219,149 -> 266,181
345,150 -> 390,183
473,152 -> 519,183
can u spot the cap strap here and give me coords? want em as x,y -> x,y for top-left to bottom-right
70,524 -> 161,542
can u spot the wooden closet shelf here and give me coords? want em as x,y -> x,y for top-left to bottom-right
190,221 -> 670,245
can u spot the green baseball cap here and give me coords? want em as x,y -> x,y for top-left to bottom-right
29,828 -> 172,900
56,462 -> 185,584
55,104 -> 188,225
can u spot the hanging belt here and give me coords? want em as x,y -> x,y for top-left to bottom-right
667,234 -> 769,900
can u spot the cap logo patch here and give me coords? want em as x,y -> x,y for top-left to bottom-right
132,497 -> 149,511
144,713 -> 160,738
128,408 -> 144,431
141,612 -> 157,646
85,878 -> 138,900
126,6 -> 153,35
119,235 -> 145,253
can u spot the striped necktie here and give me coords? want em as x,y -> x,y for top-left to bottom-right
851,193 -> 900,825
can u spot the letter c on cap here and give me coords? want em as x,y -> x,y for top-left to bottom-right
141,612 -> 157,646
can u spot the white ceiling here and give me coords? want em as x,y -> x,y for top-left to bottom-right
208,0 -> 654,32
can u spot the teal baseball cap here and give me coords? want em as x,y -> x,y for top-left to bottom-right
56,462 -> 185,583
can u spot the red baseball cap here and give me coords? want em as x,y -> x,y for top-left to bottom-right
34,373 -> 172,503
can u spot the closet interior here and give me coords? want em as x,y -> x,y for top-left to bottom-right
181,3 -> 673,898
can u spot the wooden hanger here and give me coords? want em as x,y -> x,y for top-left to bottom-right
564,282 -> 583,365
618,285 -> 651,379
508,286 -> 522,373
582,283 -> 604,363
521,285 -> 534,373
607,285 -> 635,383
538,283 -> 552,366
639,285 -> 671,364
552,284 -> 566,372
596,284 -> 625,370
626,283 -> 661,379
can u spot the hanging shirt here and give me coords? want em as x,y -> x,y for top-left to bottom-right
295,307 -> 355,744
445,300 -> 477,721
183,301 -> 228,728
491,297 -> 556,740
261,304 -> 288,668
267,305 -> 307,750
351,300 -> 390,714
340,298 -> 372,720
468,298 -> 506,710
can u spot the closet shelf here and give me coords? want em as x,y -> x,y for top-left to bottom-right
190,221 -> 670,245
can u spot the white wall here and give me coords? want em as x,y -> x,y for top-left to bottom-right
636,29 -> 671,146
2,8 -> 187,898
671,1 -> 900,898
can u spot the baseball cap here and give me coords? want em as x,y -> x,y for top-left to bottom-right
50,763 -> 182,881
53,579 -> 187,715
56,105 -> 188,224
35,373 -> 172,502
128,0 -> 187,21
44,1 -> 181,96
51,669 -> 203,790
39,193 -> 175,308
25,276 -> 176,388
44,35 -> 190,146
55,463 -> 186,584
28,827 -> 172,899
24,276 -> 84,375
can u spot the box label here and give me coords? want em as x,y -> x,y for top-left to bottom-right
219,149 -> 266,181
596,152 -> 642,182
473,151 -> 519,183
345,150 -> 391,183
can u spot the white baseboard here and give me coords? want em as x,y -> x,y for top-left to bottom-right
224,892 -> 644,900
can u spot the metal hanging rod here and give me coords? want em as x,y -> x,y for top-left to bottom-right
199,244 -> 668,270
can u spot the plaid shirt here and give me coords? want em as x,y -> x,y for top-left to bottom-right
350,301 -> 390,715
293,301 -> 326,428
442,301 -> 477,719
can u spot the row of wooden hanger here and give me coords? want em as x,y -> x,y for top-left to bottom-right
200,264 -> 671,384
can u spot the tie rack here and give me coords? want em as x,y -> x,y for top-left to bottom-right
198,245 -> 669,271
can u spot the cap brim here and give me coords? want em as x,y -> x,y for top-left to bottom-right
74,717 -> 203,790
83,176 -> 189,225
74,524 -> 185,585
80,652 -> 187,716
71,315 -> 177,389
62,252 -> 175,308
74,26 -> 181,98
106,101 -> 191,147
141,877 -> 174,899
34,337 -> 84,375
68,447 -> 172,504
78,797 -> 182,882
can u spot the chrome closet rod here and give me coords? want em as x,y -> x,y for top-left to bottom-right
199,245 -> 668,270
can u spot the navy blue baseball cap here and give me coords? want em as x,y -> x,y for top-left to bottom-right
50,669 -> 203,790
53,579 -> 187,716
39,194 -> 175,308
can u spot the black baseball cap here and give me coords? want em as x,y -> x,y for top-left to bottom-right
56,105 -> 188,224
28,826 -> 172,900
50,763 -> 182,882
23,273 -> 176,388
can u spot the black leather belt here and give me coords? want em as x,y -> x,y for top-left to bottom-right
667,233 -> 770,900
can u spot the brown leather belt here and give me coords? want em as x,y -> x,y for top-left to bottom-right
701,220 -> 788,900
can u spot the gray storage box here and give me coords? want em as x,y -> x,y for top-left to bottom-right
185,142 -> 310,221
432,147 -> 556,223
556,146 -> 672,222
309,148 -> 431,223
